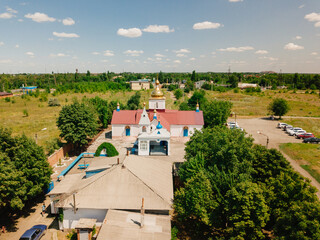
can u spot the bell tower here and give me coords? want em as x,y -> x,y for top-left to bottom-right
149,79 -> 165,110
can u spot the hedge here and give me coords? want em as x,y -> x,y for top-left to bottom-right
94,142 -> 119,157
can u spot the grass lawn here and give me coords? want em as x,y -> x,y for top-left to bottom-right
280,143 -> 320,183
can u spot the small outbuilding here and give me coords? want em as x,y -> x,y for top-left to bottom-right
21,86 -> 37,94
75,218 -> 97,240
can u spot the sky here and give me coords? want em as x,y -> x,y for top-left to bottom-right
0,0 -> 320,74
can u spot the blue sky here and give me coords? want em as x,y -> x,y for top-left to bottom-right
0,0 -> 319,73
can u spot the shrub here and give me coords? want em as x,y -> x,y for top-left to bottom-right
94,142 -> 119,157
39,93 -> 48,102
48,98 -> 60,106
233,88 -> 239,93
23,109 -> 29,117
66,229 -> 77,240
4,97 -> 10,102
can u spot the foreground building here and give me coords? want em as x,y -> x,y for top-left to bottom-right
111,80 -> 204,155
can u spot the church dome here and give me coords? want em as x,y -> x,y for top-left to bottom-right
151,80 -> 165,99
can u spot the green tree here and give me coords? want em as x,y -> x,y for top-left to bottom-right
268,98 -> 290,119
187,90 -> 206,109
174,89 -> 183,100
191,70 -> 197,82
57,102 -> 99,150
203,100 -> 232,127
127,92 -> 141,110
158,71 -> 164,83
0,128 -> 52,212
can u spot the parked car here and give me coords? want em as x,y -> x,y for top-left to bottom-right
283,125 -> 292,131
287,127 -> 303,136
296,133 -> 315,139
303,137 -> 320,144
277,122 -> 287,129
228,122 -> 239,128
19,225 -> 47,240
285,126 -> 294,133
293,129 -> 306,137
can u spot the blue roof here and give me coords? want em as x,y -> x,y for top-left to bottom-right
21,86 -> 37,89
156,121 -> 163,129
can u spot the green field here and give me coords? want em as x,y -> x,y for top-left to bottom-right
1,89 -> 319,149
280,143 -> 320,182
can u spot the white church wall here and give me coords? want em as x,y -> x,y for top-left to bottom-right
112,124 -> 140,137
170,125 -> 203,137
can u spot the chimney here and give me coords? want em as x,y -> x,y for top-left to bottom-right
140,198 -> 145,228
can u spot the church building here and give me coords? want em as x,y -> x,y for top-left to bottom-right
111,80 -> 204,156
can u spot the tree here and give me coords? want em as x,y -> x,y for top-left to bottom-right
191,70 -> 197,82
0,128 -> 52,212
158,71 -> 164,83
174,89 -> 183,100
187,90 -> 206,109
127,92 -> 141,110
203,100 -> 232,127
57,102 -> 99,149
268,98 -> 290,119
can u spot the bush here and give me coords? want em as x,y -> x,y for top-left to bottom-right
233,88 -> 239,93
39,93 -> 48,102
66,229 -> 77,240
4,97 -> 10,102
48,98 -> 60,106
174,89 -> 183,100
23,109 -> 29,117
94,142 -> 119,157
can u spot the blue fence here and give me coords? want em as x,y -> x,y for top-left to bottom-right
57,152 -> 95,180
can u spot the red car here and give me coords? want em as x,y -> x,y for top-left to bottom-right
296,133 -> 315,139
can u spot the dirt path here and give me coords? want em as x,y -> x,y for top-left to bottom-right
236,117 -> 320,199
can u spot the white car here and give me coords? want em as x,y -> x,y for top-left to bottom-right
294,130 -> 306,136
283,125 -> 292,131
286,126 -> 294,133
288,128 -> 303,136
228,122 -> 239,128
277,122 -> 287,129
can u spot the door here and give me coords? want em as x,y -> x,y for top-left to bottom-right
183,128 -> 188,137
126,128 -> 130,136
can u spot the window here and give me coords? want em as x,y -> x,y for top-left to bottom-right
140,141 -> 148,151
142,126 -> 147,132
125,126 -> 131,136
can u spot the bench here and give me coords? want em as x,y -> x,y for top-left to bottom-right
78,164 -> 89,169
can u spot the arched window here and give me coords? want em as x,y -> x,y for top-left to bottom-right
183,126 -> 189,137
142,126 -> 147,132
125,126 -> 131,136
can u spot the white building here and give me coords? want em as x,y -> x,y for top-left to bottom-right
111,80 -> 204,156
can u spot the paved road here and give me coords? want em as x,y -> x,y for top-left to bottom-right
236,117 -> 320,199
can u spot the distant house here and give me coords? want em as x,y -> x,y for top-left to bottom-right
0,92 -> 13,98
238,83 -> 259,89
195,80 -> 206,89
20,86 -> 37,94
130,79 -> 150,90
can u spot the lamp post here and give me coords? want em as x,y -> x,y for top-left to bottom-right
257,131 -> 269,148
35,128 -> 47,144
232,112 -> 237,124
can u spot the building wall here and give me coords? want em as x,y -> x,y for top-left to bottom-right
131,82 -> 150,90
149,99 -> 165,110
63,208 -> 107,229
170,125 -> 203,137
112,124 -> 140,137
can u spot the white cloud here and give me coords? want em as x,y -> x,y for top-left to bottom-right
0,12 -> 14,19
117,28 -> 142,38
103,50 -> 114,56
101,59 -> 108,63
6,7 -> 17,14
62,17 -> 75,26
53,32 -> 80,38
18,19 -> 23,22
0,42 -> 4,46
25,51 -> 34,56
200,55 -> 206,58
142,25 -> 174,33
189,57 -> 196,61
211,51 -> 216,55
174,48 -> 191,54
15,44 -> 19,48
155,54 -> 164,57
50,53 -> 68,57
295,35 -> 302,40
299,4 -> 305,9
259,56 -> 278,61
25,12 -> 56,23
124,50 -> 143,57
315,22 -> 320,28
255,50 -> 268,54
284,42 -> 304,50
174,60 -> 181,64
311,52 -> 318,56
305,12 -> 320,22
125,60 -> 132,63
176,53 -> 186,57
218,46 -> 254,52
92,52 -> 100,55
193,21 -> 222,30
0,59 -> 13,64
229,0 -> 243,2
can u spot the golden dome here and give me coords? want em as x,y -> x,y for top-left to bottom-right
151,80 -> 165,99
